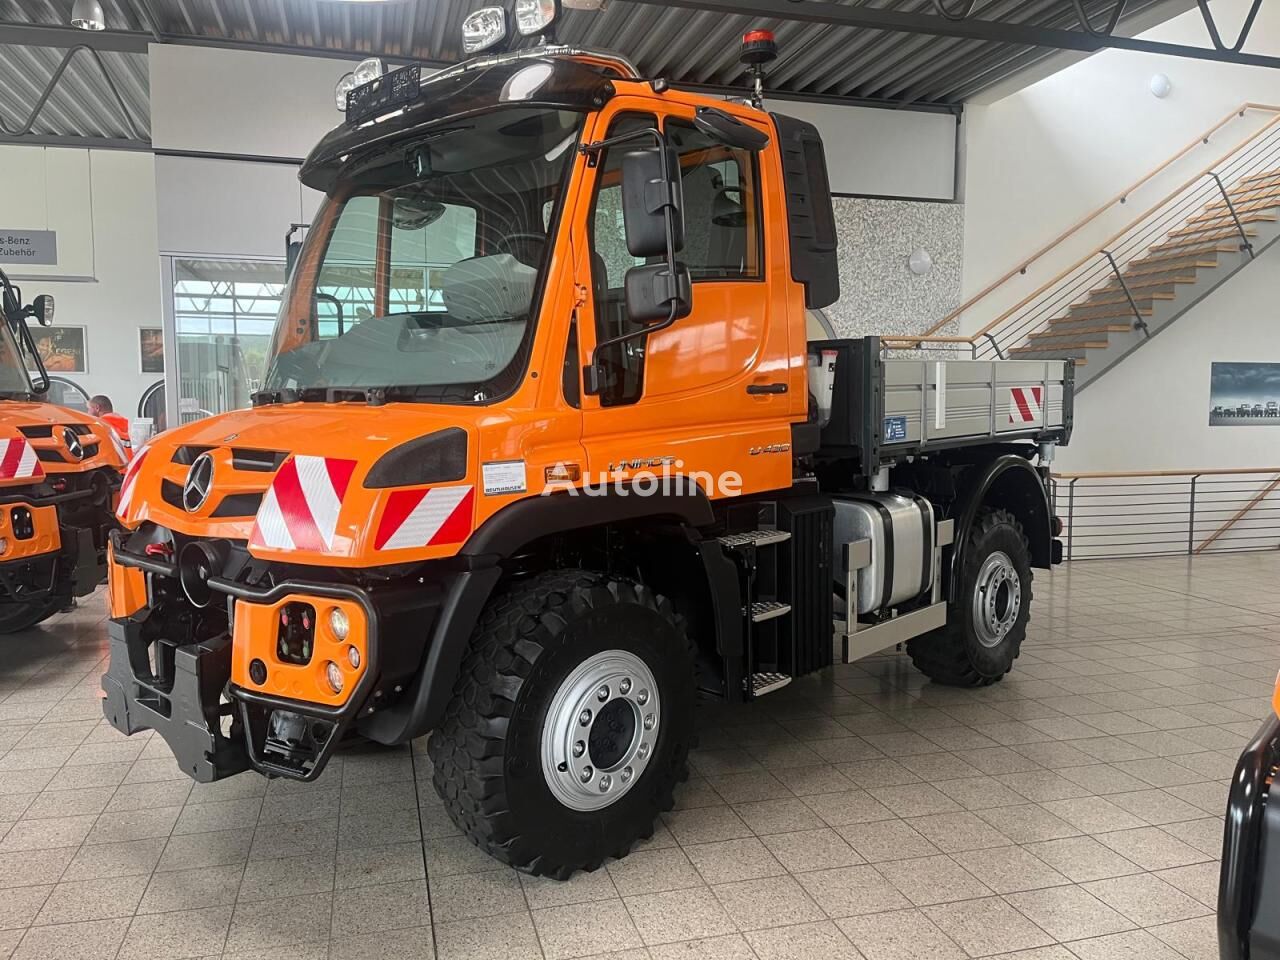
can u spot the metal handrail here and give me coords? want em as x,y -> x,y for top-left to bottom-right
1049,468 -> 1280,559
890,102 -> 1280,358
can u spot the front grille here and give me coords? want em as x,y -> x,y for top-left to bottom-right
17,425 -> 53,439
161,479 -> 185,509
211,492 -> 264,517
82,442 -> 99,458
232,449 -> 287,472
171,445 -> 213,466
35,449 -> 66,464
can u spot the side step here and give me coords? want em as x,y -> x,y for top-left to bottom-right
719,530 -> 791,549
745,672 -> 793,697
751,600 -> 791,623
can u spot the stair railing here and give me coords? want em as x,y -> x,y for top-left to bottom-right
1051,468 -> 1280,559
885,103 -> 1280,359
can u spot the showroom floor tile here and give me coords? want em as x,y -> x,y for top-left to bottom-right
4,551 -> 1278,959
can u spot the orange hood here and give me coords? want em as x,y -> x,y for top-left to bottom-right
0,401 -> 126,487
117,403 -> 487,568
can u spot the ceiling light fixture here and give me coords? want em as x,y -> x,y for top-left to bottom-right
70,0 -> 106,30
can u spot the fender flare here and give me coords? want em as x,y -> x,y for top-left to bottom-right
947,454 -> 1052,602
459,476 -> 715,560
370,479 -> 716,742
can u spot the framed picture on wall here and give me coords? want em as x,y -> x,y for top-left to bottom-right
1209,362 -> 1280,425
27,325 -> 87,375
139,328 -> 165,374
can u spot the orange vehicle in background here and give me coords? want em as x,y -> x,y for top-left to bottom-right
0,269 -> 125,632
102,21 -> 1071,879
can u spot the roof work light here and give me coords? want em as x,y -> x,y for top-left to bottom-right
334,57 -> 385,111
514,0 -> 559,36
462,7 -> 510,54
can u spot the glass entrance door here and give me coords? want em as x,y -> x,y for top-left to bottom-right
164,257 -> 285,430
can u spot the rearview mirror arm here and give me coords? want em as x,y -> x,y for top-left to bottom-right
578,128 -> 682,397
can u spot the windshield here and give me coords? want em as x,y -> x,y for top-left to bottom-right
264,107 -> 585,402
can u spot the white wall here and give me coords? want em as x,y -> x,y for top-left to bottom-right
961,0 -> 1280,330
765,99 -> 957,199
0,146 -> 165,417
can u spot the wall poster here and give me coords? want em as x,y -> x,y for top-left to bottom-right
1210,362 -> 1280,425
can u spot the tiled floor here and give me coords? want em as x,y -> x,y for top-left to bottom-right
3,552 -> 1277,960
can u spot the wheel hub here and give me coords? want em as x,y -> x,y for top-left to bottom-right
973,550 -> 1021,648
541,650 -> 660,812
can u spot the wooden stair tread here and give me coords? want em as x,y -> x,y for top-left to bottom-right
1087,291 -> 1177,307
1012,340 -> 1109,351
1031,324 -> 1130,340
1152,227 -> 1257,251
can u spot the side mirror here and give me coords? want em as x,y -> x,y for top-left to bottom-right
285,241 -> 303,281
624,262 -> 691,325
693,107 -> 770,152
621,145 -> 684,259
31,295 -> 54,326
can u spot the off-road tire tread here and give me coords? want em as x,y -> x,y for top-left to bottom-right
0,599 -> 63,635
906,508 -> 1032,687
427,568 -> 694,879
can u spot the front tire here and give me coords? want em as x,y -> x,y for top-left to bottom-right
907,508 -> 1032,686
0,598 -> 63,634
428,569 -> 695,879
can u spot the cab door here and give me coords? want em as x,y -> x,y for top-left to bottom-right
573,97 -> 797,500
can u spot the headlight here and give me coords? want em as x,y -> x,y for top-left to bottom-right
514,0 -> 558,36
325,661 -> 344,694
462,6 -> 508,54
328,607 -> 350,641
334,71 -> 357,111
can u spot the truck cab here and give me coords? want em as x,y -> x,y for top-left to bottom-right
0,269 -> 125,632
102,29 -> 1069,878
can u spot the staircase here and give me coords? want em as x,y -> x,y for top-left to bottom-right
886,104 -> 1280,390
1009,169 -> 1280,384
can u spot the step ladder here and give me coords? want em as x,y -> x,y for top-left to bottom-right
718,527 -> 794,698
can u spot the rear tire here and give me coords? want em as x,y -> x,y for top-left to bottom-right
428,568 -> 695,879
0,599 -> 63,634
907,508 -> 1031,686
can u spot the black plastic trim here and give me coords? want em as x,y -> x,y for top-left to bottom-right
363,427 -> 468,489
460,477 -> 715,560
770,112 -> 839,309
1220,712 -> 1280,960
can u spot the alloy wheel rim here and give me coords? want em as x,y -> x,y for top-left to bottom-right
540,650 -> 660,812
973,550 -> 1021,648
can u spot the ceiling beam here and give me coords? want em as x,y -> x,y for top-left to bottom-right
0,22 -> 151,54
623,0 -> 1280,70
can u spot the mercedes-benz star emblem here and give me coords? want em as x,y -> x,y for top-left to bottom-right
182,453 -> 215,513
61,426 -> 84,461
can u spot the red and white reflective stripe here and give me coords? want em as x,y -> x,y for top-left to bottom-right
115,446 -> 149,518
0,438 -> 42,481
375,485 -> 474,552
1008,386 -> 1043,425
251,455 -> 357,553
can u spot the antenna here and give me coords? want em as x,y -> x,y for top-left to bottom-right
739,29 -> 778,109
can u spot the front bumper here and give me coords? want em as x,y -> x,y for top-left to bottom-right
1220,712 -> 1280,960
100,531 -> 465,783
0,500 -> 107,605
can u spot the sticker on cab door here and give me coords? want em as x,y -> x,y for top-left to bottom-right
883,416 -> 908,442
482,460 -> 527,496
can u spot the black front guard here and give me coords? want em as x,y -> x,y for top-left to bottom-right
1220,712 -> 1280,960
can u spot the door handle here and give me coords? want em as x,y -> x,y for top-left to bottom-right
746,382 -> 788,395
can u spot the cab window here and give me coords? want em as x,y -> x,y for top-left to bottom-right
667,118 -> 761,281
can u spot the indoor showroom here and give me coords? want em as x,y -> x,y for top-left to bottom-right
5,0 -> 1280,958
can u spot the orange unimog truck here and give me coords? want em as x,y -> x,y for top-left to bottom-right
102,15 -> 1073,878
0,268 -> 125,632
